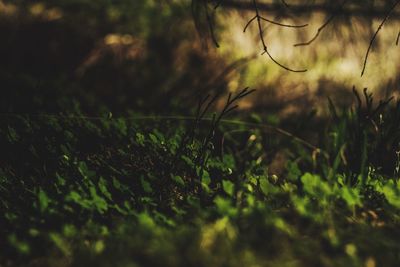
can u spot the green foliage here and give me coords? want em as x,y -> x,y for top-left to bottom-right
379,181 -> 400,209
1,89 -> 400,266
222,180 -> 235,197
324,88 -> 400,183
1,0 -> 400,264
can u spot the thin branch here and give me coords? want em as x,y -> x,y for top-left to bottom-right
294,0 -> 348,47
259,16 -> 308,28
294,15 -> 334,46
202,0 -> 220,47
396,30 -> 400,46
361,0 -> 400,76
243,15 -> 257,32
262,48 -> 307,72
216,0 -> 400,19
249,0 -> 307,72
244,15 -> 307,33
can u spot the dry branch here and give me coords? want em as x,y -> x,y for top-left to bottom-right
361,0 -> 400,76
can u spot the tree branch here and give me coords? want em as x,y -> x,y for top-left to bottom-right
202,0 -> 220,47
361,0 -> 400,76
247,0 -> 307,72
215,0 -> 400,19
259,16 -> 308,28
294,0 -> 348,47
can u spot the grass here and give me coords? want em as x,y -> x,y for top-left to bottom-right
1,2 -> 399,266
1,88 -> 400,267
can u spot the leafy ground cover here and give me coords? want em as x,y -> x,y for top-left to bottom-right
1,1 -> 400,266
1,88 -> 400,267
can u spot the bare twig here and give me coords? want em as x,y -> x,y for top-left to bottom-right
361,0 -> 400,76
396,30 -> 400,46
243,15 -> 257,33
261,48 -> 307,73
191,0 -> 220,48
246,0 -> 307,72
294,0 -> 348,47
259,16 -> 308,28
215,0 -> 400,18
294,14 -> 335,47
202,0 -> 220,47
244,15 -> 307,32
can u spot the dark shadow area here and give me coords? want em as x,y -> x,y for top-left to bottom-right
0,1 -> 235,115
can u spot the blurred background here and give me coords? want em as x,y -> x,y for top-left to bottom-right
0,0 -> 399,118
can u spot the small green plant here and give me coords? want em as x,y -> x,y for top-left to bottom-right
1,88 -> 400,266
324,87 -> 400,185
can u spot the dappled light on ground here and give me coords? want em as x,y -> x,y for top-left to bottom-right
217,9 -> 400,115
1,1 -> 400,266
